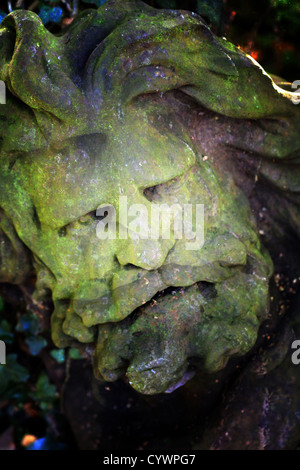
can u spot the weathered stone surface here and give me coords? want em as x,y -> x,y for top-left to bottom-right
0,0 -> 300,448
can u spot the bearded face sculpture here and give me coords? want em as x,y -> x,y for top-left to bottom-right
0,0 -> 299,395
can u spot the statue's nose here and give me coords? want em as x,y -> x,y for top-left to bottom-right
114,191 -> 176,270
116,236 -> 175,270
115,198 -> 174,269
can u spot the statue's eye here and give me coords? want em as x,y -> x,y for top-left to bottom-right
58,210 -> 102,236
143,176 -> 181,202
77,211 -> 98,225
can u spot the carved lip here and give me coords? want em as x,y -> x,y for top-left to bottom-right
72,262 -> 220,327
72,271 -> 184,327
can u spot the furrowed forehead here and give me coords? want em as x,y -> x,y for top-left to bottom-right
0,105 -> 196,230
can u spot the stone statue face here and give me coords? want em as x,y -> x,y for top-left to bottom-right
0,0 -> 299,394
0,102 -> 273,393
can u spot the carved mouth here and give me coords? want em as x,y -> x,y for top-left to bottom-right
61,230 -> 260,333
52,263 -> 270,395
93,279 -> 222,392
72,271 -> 217,329
92,266 -> 270,395
117,280 -> 216,326
71,268 -> 172,326
54,271 -> 217,352
51,232 -> 272,395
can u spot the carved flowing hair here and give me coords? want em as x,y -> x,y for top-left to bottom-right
0,0 -> 299,282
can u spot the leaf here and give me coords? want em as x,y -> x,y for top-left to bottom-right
196,0 -> 223,28
69,348 -> 84,360
35,372 -> 57,407
38,6 -> 63,25
50,349 -> 65,363
81,0 -> 108,6
0,354 -> 29,394
0,319 -> 14,344
25,336 -> 47,356
0,319 -> 11,332
16,313 -> 39,336
5,354 -> 30,382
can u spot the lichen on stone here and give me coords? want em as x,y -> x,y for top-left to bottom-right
0,0 -> 299,394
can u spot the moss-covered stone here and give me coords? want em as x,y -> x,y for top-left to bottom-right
0,0 -> 299,394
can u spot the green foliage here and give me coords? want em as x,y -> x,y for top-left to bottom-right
0,10 -> 6,22
16,312 -> 47,355
16,312 -> 39,335
272,0 -> 290,6
25,335 -> 48,355
50,348 -> 65,363
81,0 -> 108,6
38,5 -> 64,25
0,354 -> 30,395
0,299 -> 59,444
196,0 -> 223,28
273,0 -> 300,24
0,303 -> 64,448
0,319 -> 14,344
33,372 -> 58,410
50,347 -> 84,362
68,348 -> 85,360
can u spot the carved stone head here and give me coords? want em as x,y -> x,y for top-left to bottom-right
0,0 -> 299,393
